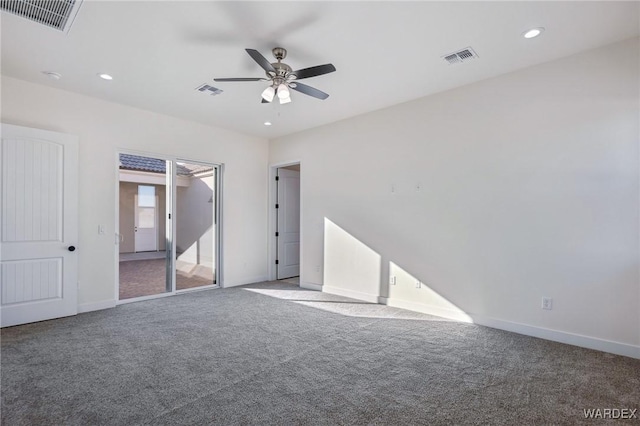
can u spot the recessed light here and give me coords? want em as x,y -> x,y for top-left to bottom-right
42,71 -> 62,80
98,73 -> 113,80
264,121 -> 272,126
523,27 -> 544,39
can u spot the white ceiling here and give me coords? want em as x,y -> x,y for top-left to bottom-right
2,1 -> 638,139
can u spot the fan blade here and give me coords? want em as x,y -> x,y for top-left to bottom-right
213,77 -> 264,82
261,98 -> 270,103
245,49 -> 276,73
292,64 -> 336,80
289,82 -> 329,100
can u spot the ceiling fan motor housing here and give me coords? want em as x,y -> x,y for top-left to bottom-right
269,62 -> 293,81
267,48 -> 294,82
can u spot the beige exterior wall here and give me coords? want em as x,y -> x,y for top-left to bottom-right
119,182 -> 167,253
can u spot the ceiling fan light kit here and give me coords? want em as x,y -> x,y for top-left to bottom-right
279,94 -> 292,104
277,83 -> 291,101
214,47 -> 336,104
261,86 -> 275,102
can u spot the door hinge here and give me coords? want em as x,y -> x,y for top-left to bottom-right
275,175 -> 280,181
275,203 -> 279,209
275,232 -> 279,237
275,259 -> 279,265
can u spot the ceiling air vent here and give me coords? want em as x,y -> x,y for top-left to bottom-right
442,47 -> 479,65
0,0 -> 83,33
196,84 -> 224,96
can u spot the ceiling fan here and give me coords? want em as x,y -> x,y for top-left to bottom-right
214,47 -> 336,104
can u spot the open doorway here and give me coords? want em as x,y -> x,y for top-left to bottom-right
117,153 -> 221,302
275,164 -> 300,283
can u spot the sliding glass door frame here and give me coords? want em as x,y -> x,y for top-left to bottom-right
115,150 -> 223,304
173,158 -> 223,293
166,159 -> 174,294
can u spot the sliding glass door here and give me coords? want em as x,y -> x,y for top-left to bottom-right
118,154 -> 170,300
118,153 -> 221,302
175,161 -> 217,290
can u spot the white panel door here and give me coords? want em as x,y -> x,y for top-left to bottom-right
134,191 -> 158,252
277,168 -> 300,279
1,124 -> 78,327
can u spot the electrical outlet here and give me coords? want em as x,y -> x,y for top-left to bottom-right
542,297 -> 553,310
316,265 -> 321,273
416,281 -> 421,289
390,276 -> 396,285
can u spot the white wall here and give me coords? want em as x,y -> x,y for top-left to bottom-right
1,77 -> 269,310
269,38 -> 640,357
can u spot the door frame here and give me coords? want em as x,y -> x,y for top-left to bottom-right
268,160 -> 303,284
115,149 -> 224,304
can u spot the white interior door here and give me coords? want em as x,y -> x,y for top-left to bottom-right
1,124 -> 78,327
134,189 -> 158,252
277,168 -> 300,279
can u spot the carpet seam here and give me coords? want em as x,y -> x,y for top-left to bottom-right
143,313 -> 426,423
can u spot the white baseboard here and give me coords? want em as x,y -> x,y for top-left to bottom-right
322,286 -> 380,304
470,314 -> 640,360
383,297 -> 640,359
362,295 -> 640,359
78,299 -> 116,313
300,282 -> 322,291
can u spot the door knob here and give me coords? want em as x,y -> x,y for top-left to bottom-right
68,246 -> 76,252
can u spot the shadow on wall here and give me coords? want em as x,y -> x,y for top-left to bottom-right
322,217 -> 471,322
176,173 -> 215,268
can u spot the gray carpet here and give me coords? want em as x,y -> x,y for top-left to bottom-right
1,281 -> 638,425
